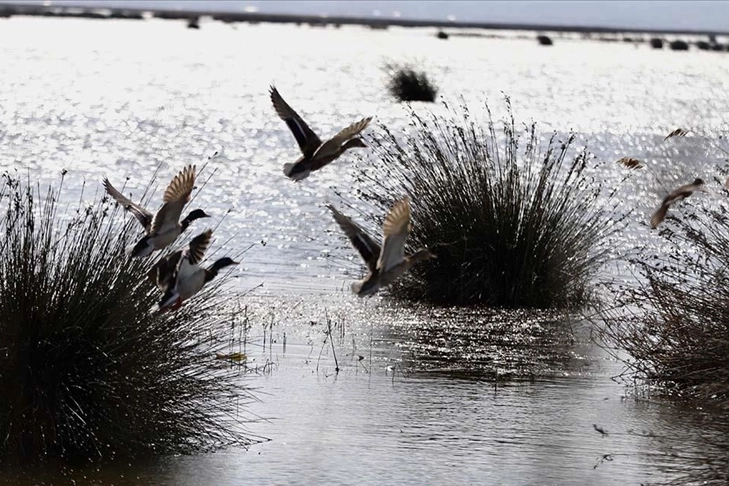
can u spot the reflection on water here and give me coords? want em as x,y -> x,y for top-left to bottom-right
2,15 -> 729,486
4,296 -> 729,485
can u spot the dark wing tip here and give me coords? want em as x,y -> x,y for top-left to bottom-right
188,229 -> 213,265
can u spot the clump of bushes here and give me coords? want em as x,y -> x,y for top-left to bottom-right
351,100 -> 625,308
0,174 -> 250,464
537,34 -> 553,46
597,198 -> 729,404
385,63 -> 438,102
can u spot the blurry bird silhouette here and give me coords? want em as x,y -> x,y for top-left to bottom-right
650,178 -> 705,228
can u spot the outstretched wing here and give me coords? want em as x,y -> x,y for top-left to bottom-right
162,165 -> 196,204
329,117 -> 372,147
312,117 -> 372,162
664,128 -> 689,141
376,197 -> 411,272
103,177 -> 153,232
615,157 -> 644,170
650,203 -> 669,229
151,166 -> 196,234
270,86 -> 322,159
327,204 -> 381,272
185,229 -> 213,267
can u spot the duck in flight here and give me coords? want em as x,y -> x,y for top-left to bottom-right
103,165 -> 210,257
327,197 -> 435,297
149,229 -> 239,311
270,85 -> 372,181
650,177 -> 705,228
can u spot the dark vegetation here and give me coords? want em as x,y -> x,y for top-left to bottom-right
597,199 -> 729,405
696,40 -> 711,50
385,64 -> 438,103
669,39 -> 690,51
350,100 -> 626,308
0,174 -> 251,464
537,35 -> 553,46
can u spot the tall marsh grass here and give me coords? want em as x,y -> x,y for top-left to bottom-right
597,200 -> 729,404
351,100 -> 626,308
0,173 -> 251,463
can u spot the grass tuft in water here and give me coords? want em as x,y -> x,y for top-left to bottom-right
0,173 -> 252,464
597,198 -> 729,404
385,64 -> 438,102
349,99 -> 626,308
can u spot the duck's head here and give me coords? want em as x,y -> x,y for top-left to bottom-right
206,257 -> 239,282
693,178 -> 705,186
212,257 -> 239,270
186,209 -> 211,221
181,209 -> 210,230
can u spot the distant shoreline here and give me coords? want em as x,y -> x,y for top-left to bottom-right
0,1 -> 727,38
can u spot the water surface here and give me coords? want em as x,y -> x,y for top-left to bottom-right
1,16 -> 729,485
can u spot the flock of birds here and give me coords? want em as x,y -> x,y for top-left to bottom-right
618,128 -> 715,229
100,89 -> 711,311
102,86 -> 435,311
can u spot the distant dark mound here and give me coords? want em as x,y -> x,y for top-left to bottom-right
537,35 -> 553,46
669,39 -> 690,51
696,40 -> 711,50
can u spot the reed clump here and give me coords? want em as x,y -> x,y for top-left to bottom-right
598,201 -> 729,404
0,174 -> 251,464
352,100 -> 625,308
385,64 -> 438,102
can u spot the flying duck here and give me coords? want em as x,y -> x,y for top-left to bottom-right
104,165 -> 209,257
650,178 -> 705,228
270,85 -> 371,181
327,197 -> 435,297
151,229 -> 239,311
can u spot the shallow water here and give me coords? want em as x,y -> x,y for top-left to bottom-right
2,16 -> 729,485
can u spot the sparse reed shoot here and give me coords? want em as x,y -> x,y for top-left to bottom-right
597,199 -> 729,404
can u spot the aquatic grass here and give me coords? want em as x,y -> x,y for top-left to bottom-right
348,99 -> 627,308
385,63 -> 438,102
596,195 -> 729,404
0,173 -> 252,464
